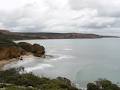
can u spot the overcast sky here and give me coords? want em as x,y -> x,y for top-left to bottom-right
0,0 -> 120,35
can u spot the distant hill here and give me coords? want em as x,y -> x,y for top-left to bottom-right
0,30 -> 118,40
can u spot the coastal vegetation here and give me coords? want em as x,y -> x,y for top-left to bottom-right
87,79 -> 120,90
0,67 -> 78,90
0,67 -> 120,90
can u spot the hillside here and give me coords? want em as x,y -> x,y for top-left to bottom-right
0,30 -> 110,40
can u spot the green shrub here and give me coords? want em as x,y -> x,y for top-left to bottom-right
0,67 -> 78,90
87,79 -> 120,90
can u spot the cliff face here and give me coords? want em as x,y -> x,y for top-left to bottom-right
0,39 -> 45,60
0,46 -> 25,60
18,42 -> 45,57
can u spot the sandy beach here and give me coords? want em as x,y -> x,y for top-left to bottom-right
0,53 -> 34,70
0,59 -> 17,70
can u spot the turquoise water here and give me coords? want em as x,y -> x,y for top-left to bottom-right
4,38 -> 120,88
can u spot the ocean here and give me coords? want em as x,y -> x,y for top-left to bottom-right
4,38 -> 120,88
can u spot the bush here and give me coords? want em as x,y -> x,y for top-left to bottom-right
0,38 -> 17,47
0,67 -> 78,90
87,79 -> 120,90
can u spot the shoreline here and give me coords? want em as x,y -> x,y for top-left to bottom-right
0,59 -> 17,70
0,53 -> 33,70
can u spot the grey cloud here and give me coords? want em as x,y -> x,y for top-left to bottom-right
0,0 -> 119,34
69,0 -> 120,17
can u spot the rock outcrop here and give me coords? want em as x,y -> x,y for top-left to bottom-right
0,46 -> 25,60
17,42 -> 33,52
32,44 -> 45,57
17,42 -> 45,57
0,39 -> 45,60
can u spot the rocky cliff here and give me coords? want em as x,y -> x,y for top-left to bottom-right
0,39 -> 45,60
17,42 -> 45,57
0,46 -> 25,60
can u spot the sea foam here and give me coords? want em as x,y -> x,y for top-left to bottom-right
25,64 -> 54,72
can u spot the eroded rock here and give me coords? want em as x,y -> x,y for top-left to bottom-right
0,46 -> 25,60
17,42 -> 45,57
0,41 -> 45,60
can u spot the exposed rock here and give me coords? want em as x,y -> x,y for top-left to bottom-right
17,42 -> 33,52
0,41 -> 45,60
32,44 -> 45,57
0,46 -> 25,60
17,42 -> 45,57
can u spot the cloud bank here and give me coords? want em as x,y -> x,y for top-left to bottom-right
0,0 -> 120,35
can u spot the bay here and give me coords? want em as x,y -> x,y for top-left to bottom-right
4,38 -> 120,88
